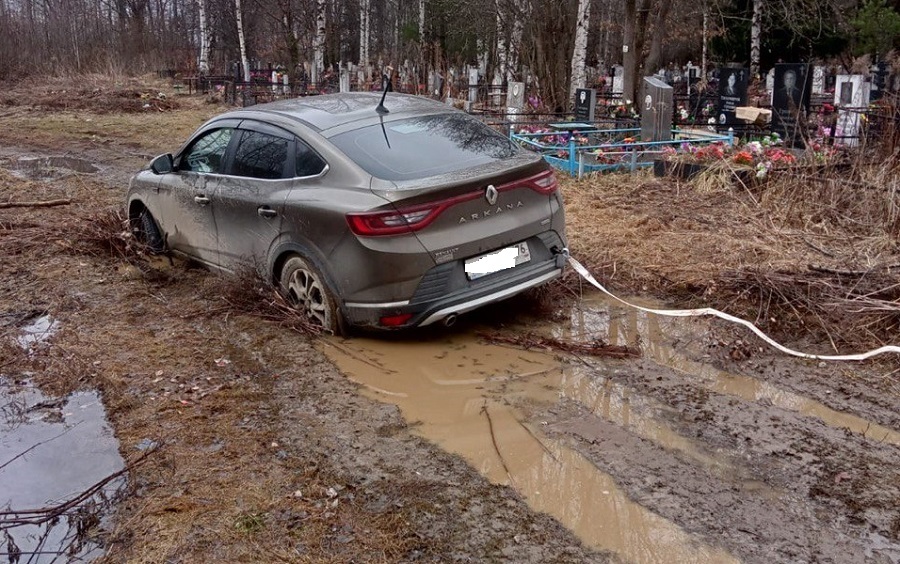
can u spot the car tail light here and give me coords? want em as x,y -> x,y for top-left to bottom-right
526,171 -> 559,195
347,202 -> 450,236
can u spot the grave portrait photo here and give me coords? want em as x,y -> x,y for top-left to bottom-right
771,63 -> 811,146
716,67 -> 748,130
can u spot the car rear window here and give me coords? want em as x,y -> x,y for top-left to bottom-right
329,113 -> 518,181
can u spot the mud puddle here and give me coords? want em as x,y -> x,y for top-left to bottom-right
0,380 -> 124,562
322,289 -> 900,561
5,155 -> 99,180
564,296 -> 900,446
322,335 -> 737,563
15,314 -> 59,353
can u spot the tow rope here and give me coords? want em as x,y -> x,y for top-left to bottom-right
567,256 -> 900,362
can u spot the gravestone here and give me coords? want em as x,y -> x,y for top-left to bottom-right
429,71 -> 443,98
640,76 -> 673,143
339,68 -> 351,93
507,81 -> 525,122
685,61 -> 701,96
870,61 -> 890,101
716,67 -> 748,131
612,65 -> 624,95
834,75 -> 869,147
771,63 -> 812,147
573,88 -> 597,123
468,67 -> 479,103
507,81 -> 525,109
765,68 -> 775,95
812,66 -> 826,95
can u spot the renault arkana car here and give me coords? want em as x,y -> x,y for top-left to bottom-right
127,92 -> 567,333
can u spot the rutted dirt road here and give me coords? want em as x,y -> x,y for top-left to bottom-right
1,79 -> 899,563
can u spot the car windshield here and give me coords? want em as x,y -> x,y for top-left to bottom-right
329,113 -> 518,181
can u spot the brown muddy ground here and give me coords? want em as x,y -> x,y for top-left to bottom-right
1,78 -> 899,563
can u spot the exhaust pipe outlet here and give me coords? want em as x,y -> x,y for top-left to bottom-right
443,313 -> 458,327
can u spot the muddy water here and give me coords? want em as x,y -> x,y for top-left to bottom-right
323,288 -> 900,561
8,155 -> 99,180
16,314 -> 59,352
322,336 -> 737,563
568,297 -> 900,447
0,381 -> 124,562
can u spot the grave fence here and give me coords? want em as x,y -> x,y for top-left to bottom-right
509,125 -> 734,178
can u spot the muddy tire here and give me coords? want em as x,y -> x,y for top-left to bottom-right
133,208 -> 165,254
280,255 -> 346,335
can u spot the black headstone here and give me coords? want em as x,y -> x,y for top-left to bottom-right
640,77 -> 673,143
573,88 -> 597,123
716,67 -> 748,131
772,63 -> 811,147
871,61 -> 890,102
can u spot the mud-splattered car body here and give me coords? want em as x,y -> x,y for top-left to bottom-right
126,92 -> 567,332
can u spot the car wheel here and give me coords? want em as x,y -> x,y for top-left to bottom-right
280,255 -> 345,335
133,208 -> 165,253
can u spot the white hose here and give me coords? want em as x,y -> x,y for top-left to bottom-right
568,256 -> 900,362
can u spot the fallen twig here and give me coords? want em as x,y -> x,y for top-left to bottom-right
0,443 -> 159,529
0,199 -> 71,209
481,403 -> 513,484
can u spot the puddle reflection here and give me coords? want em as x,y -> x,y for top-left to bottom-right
0,381 -> 124,562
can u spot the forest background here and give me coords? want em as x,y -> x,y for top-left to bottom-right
2,0 -> 900,111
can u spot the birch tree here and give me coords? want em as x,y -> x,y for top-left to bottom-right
750,0 -> 762,77
197,0 -> 209,76
313,0 -> 326,84
569,0 -> 590,99
235,0 -> 250,81
418,0 -> 425,41
359,0 -> 370,73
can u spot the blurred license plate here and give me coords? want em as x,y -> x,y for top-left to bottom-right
465,242 -> 531,280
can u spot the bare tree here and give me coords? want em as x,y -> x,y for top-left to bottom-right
750,0 -> 762,77
235,0 -> 250,80
569,0 -> 590,99
313,0 -> 326,83
197,0 -> 210,75
359,0 -> 370,74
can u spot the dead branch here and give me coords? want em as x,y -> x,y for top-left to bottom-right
480,403 -> 513,483
0,443 -> 159,530
0,199 -> 71,209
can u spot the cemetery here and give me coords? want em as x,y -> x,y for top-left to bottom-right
2,1 -> 900,563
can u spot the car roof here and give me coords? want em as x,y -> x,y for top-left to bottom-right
225,92 -> 454,134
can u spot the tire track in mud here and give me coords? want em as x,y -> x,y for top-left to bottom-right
532,297 -> 900,563
540,359 -> 900,563
322,294 -> 900,564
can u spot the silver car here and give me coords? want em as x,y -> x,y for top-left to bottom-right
127,92 -> 567,333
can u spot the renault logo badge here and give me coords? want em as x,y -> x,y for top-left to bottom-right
485,184 -> 498,205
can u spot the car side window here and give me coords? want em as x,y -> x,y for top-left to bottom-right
231,130 -> 290,180
296,138 -> 326,177
181,128 -> 233,174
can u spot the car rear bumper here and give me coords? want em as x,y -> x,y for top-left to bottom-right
342,232 -> 566,329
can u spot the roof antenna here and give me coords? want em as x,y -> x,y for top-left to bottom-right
376,66 -> 393,114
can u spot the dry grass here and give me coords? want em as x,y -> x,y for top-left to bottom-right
0,74 -> 220,153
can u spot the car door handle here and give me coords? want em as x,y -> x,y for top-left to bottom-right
257,206 -> 278,218
194,195 -> 210,205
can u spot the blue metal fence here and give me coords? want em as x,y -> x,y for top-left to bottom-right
510,126 -> 735,177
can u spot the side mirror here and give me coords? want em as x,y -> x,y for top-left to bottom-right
149,153 -> 174,175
